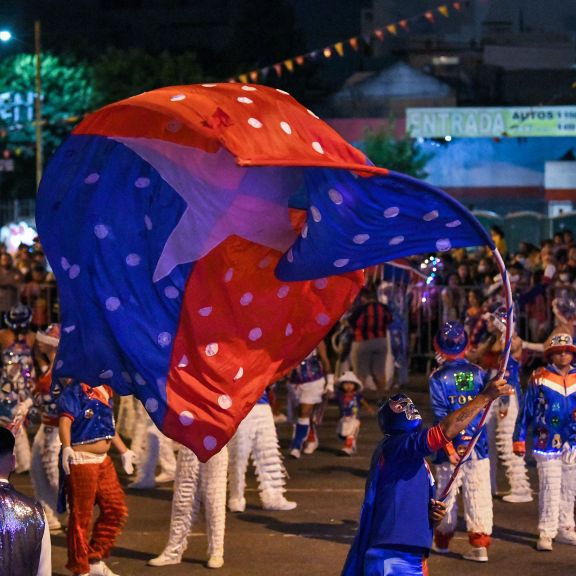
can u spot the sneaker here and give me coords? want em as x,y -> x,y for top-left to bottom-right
261,496 -> 298,511
289,448 -> 301,459
154,472 -> 175,484
147,551 -> 182,566
462,546 -> 488,562
128,479 -> 155,490
431,543 -> 449,554
303,427 -> 319,455
556,529 -> 576,545
536,535 -> 553,551
89,561 -> 120,576
303,440 -> 319,455
340,446 -> 354,456
273,413 -> 288,424
207,555 -> 224,569
48,521 -> 63,533
228,497 -> 246,513
502,492 -> 533,503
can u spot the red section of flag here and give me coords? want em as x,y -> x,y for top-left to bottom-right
163,231 -> 362,461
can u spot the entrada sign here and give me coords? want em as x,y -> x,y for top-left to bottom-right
406,106 -> 576,138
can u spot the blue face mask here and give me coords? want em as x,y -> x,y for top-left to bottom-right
378,394 -> 422,435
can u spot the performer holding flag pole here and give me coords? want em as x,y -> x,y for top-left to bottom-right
341,378 -> 513,576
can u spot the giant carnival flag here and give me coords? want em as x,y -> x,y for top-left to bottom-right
37,83 -> 495,461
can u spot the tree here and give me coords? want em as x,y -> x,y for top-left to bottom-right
92,48 -> 205,107
361,127 -> 433,180
0,52 -> 97,197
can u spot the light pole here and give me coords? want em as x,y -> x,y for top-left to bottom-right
34,21 -> 42,193
0,23 -> 43,192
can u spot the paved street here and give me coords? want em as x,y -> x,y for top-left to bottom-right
13,380 -> 575,576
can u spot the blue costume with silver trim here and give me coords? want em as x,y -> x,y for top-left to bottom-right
429,358 -> 489,462
514,364 -> 576,454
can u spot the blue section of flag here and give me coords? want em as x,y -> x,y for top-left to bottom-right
36,135 -> 192,425
276,168 -> 493,281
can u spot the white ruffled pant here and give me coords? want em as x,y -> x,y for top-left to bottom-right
534,453 -> 576,537
486,396 -> 532,496
435,456 -> 493,536
14,426 -> 31,473
160,446 -> 228,560
228,403 -> 288,505
30,423 -> 61,528
131,401 -> 177,483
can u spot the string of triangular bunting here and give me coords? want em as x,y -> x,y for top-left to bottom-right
230,1 -> 468,84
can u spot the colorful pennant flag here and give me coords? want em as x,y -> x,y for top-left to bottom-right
229,1 -> 469,83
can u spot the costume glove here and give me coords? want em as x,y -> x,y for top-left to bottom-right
62,446 -> 74,475
121,449 -> 137,475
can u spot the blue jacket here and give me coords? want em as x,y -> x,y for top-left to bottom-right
513,364 -> 576,454
58,381 -> 115,445
429,358 -> 489,463
341,426 -> 448,576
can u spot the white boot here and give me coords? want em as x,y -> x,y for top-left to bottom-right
462,546 -> 488,562
147,549 -> 182,566
536,534 -> 553,551
207,553 -> 224,569
556,529 -> 576,545
261,491 -> 297,511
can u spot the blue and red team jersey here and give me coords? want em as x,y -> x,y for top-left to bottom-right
348,301 -> 392,341
57,381 -> 116,445
337,391 -> 362,418
289,351 -> 324,384
429,358 -> 489,463
514,364 -> 576,454
341,425 -> 449,576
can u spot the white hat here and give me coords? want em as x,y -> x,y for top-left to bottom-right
336,371 -> 363,391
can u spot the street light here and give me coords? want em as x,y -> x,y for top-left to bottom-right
0,24 -> 42,192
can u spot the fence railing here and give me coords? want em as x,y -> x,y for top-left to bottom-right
472,210 -> 576,254
406,283 -> 574,367
5,283 -> 60,328
0,199 -> 37,227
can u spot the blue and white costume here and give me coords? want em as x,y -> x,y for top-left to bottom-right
429,357 -> 493,554
514,340 -> 576,546
288,349 -> 327,458
335,371 -> 364,456
0,339 -> 36,473
228,390 -> 296,512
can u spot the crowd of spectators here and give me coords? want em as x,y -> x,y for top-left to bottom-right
408,226 -> 576,349
0,241 -> 58,331
1,226 -> 575,359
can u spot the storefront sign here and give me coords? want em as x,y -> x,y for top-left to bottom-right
406,106 -> 576,138
0,92 -> 36,127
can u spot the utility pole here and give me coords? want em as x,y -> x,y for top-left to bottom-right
34,20 -> 42,192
